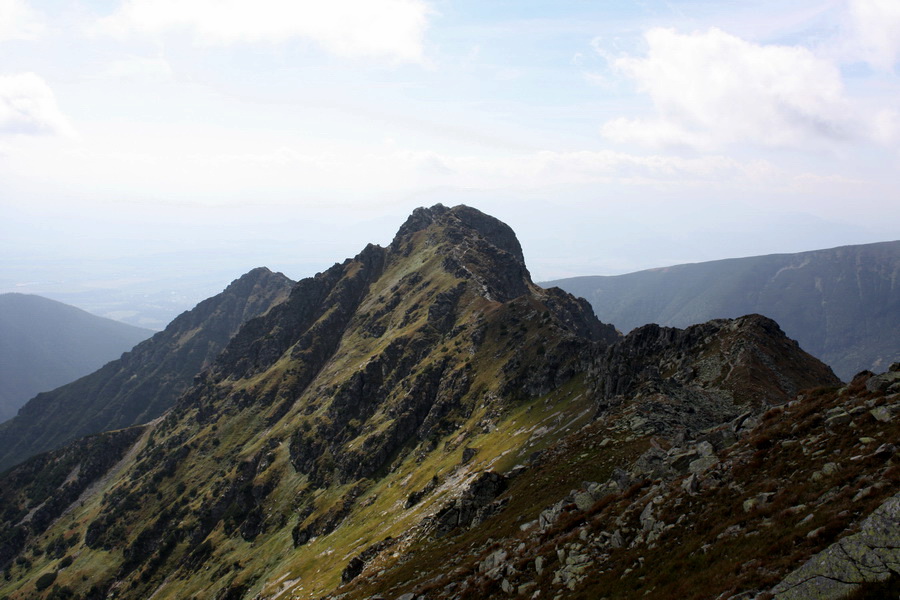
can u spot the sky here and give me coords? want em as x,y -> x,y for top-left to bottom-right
1,0 -> 899,328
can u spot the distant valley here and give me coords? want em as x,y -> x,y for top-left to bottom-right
545,240 -> 900,381
0,269 -> 293,472
0,294 -> 153,423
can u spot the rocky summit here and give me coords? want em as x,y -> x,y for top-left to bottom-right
0,205 -> 897,600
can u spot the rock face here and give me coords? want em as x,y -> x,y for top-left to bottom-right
590,315 -> 840,438
0,205 -> 870,600
546,239 -> 900,380
0,267 -> 293,471
0,426 -> 145,570
771,491 -> 900,600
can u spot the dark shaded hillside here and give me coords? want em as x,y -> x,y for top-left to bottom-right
545,240 -> 900,380
0,205 -> 865,600
0,267 -> 293,472
0,294 -> 153,424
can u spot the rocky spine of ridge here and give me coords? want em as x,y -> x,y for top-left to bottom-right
589,315 -> 840,438
0,204 -> 620,599
172,204 -> 617,489
0,267 -> 294,472
546,239 -> 900,380
0,205 -> 866,600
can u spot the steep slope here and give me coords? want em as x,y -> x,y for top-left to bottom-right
0,294 -> 153,423
0,205 -> 849,600
338,368 -> 898,600
545,240 -> 900,380
0,267 -> 293,471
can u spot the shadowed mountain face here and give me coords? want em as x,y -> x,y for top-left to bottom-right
0,267 -> 293,472
0,294 -> 153,423
544,240 -> 900,381
1,205 -> 880,600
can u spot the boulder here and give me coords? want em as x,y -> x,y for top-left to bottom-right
770,491 -> 900,599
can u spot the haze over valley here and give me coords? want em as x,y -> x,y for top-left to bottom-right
1,1 -> 899,599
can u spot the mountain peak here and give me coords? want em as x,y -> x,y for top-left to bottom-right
392,204 -> 525,264
0,207 -> 870,600
390,204 -> 530,303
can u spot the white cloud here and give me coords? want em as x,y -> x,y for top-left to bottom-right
98,0 -> 430,63
600,27 -> 852,150
846,0 -> 900,71
104,56 -> 174,83
0,0 -> 42,40
0,73 -> 73,137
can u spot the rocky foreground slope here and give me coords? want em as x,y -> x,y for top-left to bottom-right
0,205 -> 895,600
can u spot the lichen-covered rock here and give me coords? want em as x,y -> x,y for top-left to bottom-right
771,491 -> 900,600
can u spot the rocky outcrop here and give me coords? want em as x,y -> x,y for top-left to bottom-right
341,537 -> 396,584
589,315 -> 840,439
546,239 -> 900,380
0,426 -> 144,570
771,491 -> 900,600
431,471 -> 508,535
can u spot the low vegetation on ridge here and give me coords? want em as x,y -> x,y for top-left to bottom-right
0,205 -> 896,600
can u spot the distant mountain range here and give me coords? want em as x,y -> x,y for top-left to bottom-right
0,294 -> 153,423
0,268 -> 293,471
544,240 -> 900,381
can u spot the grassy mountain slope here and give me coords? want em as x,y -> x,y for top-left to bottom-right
545,240 -> 900,381
0,267 -> 293,472
0,294 -> 153,423
0,205 -> 865,600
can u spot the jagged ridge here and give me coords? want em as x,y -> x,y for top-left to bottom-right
0,267 -> 293,472
0,205 -> 863,600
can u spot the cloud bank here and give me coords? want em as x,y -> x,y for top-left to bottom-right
600,27 -> 853,150
0,0 -> 42,41
98,0 -> 431,63
846,0 -> 900,70
0,73 -> 73,137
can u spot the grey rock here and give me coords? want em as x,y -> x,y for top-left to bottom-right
681,473 -> 700,496
771,491 -> 900,599
874,443 -> 896,458
743,493 -> 774,513
825,411 -> 852,427
539,500 -> 566,531
479,548 -> 508,575
865,370 -> 900,393
433,471 -> 507,535
573,491 -> 595,512
822,462 -> 840,476
640,499 -> 658,532
587,481 -> 617,503
611,466 -> 636,490
870,406 -> 892,423
669,449 -> 700,473
610,529 -> 625,548
696,441 -> 715,457
688,455 -> 718,475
